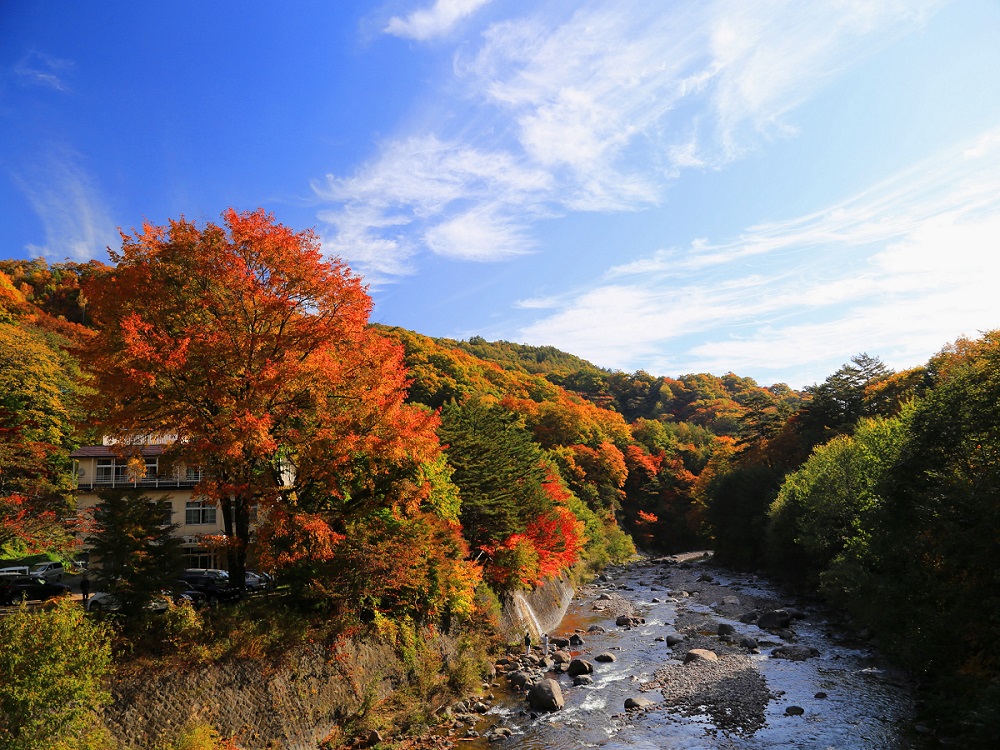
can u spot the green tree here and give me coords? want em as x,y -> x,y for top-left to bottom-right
799,353 -> 892,444
438,396 -> 549,550
86,488 -> 184,617
0,598 -> 113,750
766,414 -> 908,582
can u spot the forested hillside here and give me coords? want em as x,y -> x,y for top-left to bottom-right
2,229 -> 999,746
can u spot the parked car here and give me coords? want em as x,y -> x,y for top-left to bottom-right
170,581 -> 208,608
85,591 -> 172,613
178,570 -> 242,603
0,575 -> 71,605
244,571 -> 273,592
29,561 -> 64,582
0,565 -> 29,577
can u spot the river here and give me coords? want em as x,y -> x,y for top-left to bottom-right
477,555 -> 919,749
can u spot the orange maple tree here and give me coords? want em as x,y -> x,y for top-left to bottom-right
80,208 -> 440,585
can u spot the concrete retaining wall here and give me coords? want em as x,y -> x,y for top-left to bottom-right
499,575 -> 575,643
103,576 -> 578,748
104,639 -> 404,750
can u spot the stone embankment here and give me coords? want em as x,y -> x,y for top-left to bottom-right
100,575 -> 574,749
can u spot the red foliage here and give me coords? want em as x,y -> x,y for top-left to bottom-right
0,494 -> 67,554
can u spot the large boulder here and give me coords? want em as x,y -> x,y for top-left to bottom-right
569,633 -> 585,646
684,648 -> 719,664
666,634 -> 685,647
567,658 -> 594,676
550,636 -> 570,649
757,609 -> 791,630
527,679 -> 565,711
595,652 -> 617,663
551,649 -> 571,665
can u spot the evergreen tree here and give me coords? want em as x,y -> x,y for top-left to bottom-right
438,396 -> 550,550
86,488 -> 184,617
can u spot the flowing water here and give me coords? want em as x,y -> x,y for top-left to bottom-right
479,558 -> 917,750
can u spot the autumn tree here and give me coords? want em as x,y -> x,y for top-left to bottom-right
81,209 -> 436,587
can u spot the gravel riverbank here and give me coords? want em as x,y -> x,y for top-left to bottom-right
403,552 -> 917,749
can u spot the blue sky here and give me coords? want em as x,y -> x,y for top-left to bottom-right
3,1 -> 1000,388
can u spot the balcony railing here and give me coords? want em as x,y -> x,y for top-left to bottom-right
77,472 -> 203,491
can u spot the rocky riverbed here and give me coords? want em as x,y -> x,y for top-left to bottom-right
439,553 -> 922,749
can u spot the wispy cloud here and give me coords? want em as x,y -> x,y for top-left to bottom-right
517,127 -> 1000,387
385,0 -> 492,41
15,147 -> 119,262
321,0 -> 939,282
13,51 -> 73,92
314,135 -> 552,281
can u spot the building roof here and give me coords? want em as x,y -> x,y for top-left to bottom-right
70,444 -> 168,458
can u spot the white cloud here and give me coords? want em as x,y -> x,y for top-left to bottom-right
15,148 -> 119,262
516,127 -> 1000,387
315,136 -> 551,276
13,51 -> 73,92
320,0 -> 940,283
385,0 -> 492,41
425,209 -> 533,261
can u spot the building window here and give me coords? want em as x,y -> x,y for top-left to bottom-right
94,457 -> 158,484
185,500 -> 217,526
182,546 -> 216,570
95,458 -> 126,484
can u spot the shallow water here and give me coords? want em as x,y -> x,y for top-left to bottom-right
483,561 -> 916,750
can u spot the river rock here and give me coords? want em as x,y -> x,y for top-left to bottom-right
587,625 -> 606,633
785,705 -> 805,716
684,648 -> 719,664
739,611 -> 760,624
527,678 -> 565,711
718,623 -> 736,636
625,696 -> 655,710
758,609 -> 791,630
666,634 -> 685,647
551,649 -> 571,664
572,674 -> 594,686
616,615 -> 644,628
597,593 -> 613,600
595,652 -> 616,662
771,645 -> 821,661
567,658 -> 594,676
739,636 -> 759,651
723,595 -> 741,606
486,727 -> 512,742
550,637 -> 570,649
507,670 -> 530,688
569,634 -> 585,646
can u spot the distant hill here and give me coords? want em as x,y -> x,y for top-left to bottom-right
448,335 -> 607,378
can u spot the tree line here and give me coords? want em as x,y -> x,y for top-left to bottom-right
3,210 -> 995,746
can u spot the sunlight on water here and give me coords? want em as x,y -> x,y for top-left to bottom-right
477,560 -> 915,750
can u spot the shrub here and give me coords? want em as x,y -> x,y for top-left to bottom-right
0,598 -> 113,750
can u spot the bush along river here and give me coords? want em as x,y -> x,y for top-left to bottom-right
450,554 -> 923,749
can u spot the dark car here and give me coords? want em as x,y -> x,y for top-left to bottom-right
171,580 -> 208,608
177,571 -> 242,603
0,575 -> 71,605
